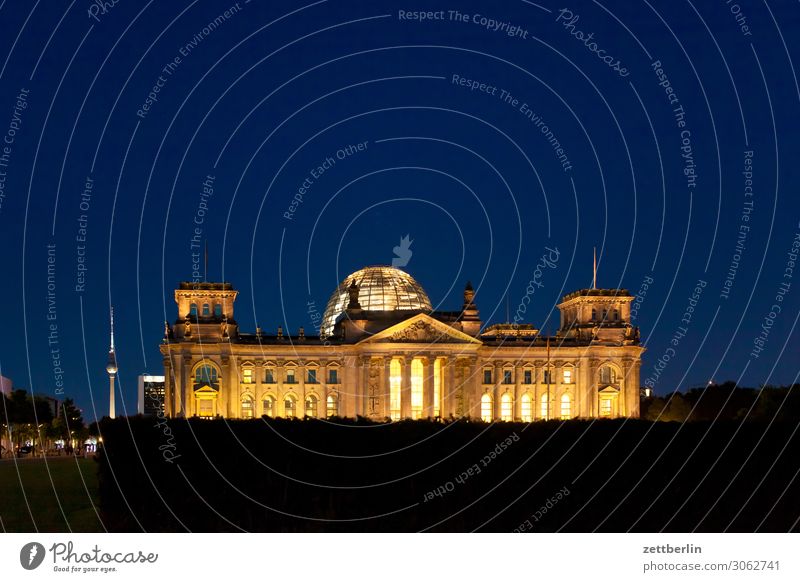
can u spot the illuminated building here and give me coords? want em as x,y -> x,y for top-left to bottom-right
159,266 -> 644,420
138,375 -> 166,416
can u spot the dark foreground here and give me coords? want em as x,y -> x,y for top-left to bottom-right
92,417 -> 799,532
0,456 -> 103,532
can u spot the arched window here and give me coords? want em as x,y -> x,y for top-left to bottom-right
480,393 -> 492,422
521,393 -> 532,422
194,364 -> 218,389
241,395 -> 254,419
189,303 -> 198,317
262,396 -> 276,417
305,395 -> 318,418
541,393 -> 549,419
411,358 -> 423,419
390,359 -> 401,420
326,393 -> 337,417
284,396 -> 297,418
500,393 -> 513,421
202,303 -> 210,316
560,394 -> 572,420
599,366 -> 617,384
214,304 -> 223,317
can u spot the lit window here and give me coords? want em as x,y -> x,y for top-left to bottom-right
198,399 -> 213,418
262,396 -> 275,417
523,370 -> 532,384
214,304 -> 223,317
480,393 -> 492,422
560,394 -> 571,420
483,369 -> 493,384
305,395 -> 318,418
265,369 -> 275,383
411,358 -> 423,419
500,393 -> 512,421
563,368 -> 573,384
503,370 -> 513,385
241,396 -> 254,418
521,393 -> 532,422
286,369 -> 296,384
202,303 -> 210,316
600,399 -> 612,417
328,369 -> 339,384
307,369 -> 317,384
190,303 -> 198,317
326,394 -> 337,417
541,393 -> 549,419
284,397 -> 296,418
194,364 -> 218,389
242,368 -> 253,384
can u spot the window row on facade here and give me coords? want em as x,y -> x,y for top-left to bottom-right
194,362 -> 341,389
481,364 -> 619,385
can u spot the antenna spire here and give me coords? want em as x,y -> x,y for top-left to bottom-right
593,247 -> 597,289
110,306 -> 115,351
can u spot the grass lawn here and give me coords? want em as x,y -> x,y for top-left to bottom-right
0,456 -> 104,532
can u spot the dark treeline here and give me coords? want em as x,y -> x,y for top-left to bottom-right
642,382 -> 800,422
0,389 -> 87,456
97,409 -> 800,532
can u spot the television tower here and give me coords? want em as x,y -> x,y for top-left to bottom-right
105,306 -> 117,419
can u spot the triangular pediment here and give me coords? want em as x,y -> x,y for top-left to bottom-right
358,313 -> 482,345
598,385 -> 620,394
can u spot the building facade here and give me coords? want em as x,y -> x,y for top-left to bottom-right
138,375 -> 166,416
159,266 -> 644,421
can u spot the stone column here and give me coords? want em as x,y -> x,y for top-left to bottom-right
163,356 -> 174,416
182,356 -> 191,417
493,361 -> 503,420
382,357 -> 391,419
255,361 -> 263,412
422,357 -> 433,418
319,362 -> 328,417
298,360 -> 307,416
514,362 -> 522,420
276,359 -> 285,415
226,356 -> 238,418
469,357 -> 481,418
444,356 -> 455,418
401,356 -> 411,418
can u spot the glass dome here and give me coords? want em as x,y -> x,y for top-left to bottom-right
320,266 -> 432,338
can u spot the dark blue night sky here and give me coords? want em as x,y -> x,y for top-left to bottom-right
0,0 -> 798,419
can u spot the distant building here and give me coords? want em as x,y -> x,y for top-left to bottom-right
0,375 -> 12,395
138,375 -> 166,416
